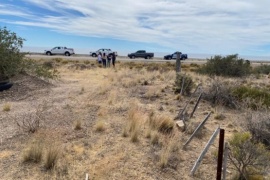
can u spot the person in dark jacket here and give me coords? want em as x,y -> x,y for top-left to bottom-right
112,52 -> 116,68
102,53 -> 107,68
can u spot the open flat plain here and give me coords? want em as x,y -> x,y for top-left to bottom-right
0,57 -> 269,180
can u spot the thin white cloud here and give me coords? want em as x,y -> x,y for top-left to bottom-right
1,0 -> 270,55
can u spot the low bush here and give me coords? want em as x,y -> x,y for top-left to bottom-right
228,132 -> 270,180
174,73 -> 194,95
244,112 -> 270,147
253,64 -> 270,75
232,86 -> 270,109
196,54 -> 251,77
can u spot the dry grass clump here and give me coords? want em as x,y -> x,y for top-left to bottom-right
147,111 -> 174,134
95,120 -> 105,132
2,103 -> 11,112
150,130 -> 160,145
145,87 -> 161,99
122,102 -> 142,142
22,140 -> 43,163
44,146 -> 60,170
74,120 -> 82,130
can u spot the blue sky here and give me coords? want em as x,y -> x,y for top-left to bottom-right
1,0 -> 270,59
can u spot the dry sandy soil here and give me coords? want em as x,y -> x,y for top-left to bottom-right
0,59 -> 269,180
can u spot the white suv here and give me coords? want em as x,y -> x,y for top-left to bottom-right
90,49 -> 117,57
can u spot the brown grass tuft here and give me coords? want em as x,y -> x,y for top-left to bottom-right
74,120 -> 82,130
22,140 -> 43,163
95,120 -> 105,132
44,146 -> 60,170
2,103 -> 11,112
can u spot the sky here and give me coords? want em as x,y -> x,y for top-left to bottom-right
1,0 -> 270,59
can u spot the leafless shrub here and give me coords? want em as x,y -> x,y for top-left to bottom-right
16,101 -> 50,133
203,79 -> 238,108
244,111 -> 270,147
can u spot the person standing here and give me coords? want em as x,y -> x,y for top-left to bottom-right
97,52 -> 102,64
102,52 -> 107,68
107,54 -> 111,67
112,52 -> 116,68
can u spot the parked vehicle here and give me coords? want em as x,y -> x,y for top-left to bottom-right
89,49 -> 117,57
164,52 -> 188,60
44,47 -> 75,56
128,50 -> 154,59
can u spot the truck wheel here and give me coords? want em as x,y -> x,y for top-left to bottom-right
168,57 -> 172,60
132,56 -> 135,59
146,56 -> 150,59
92,53 -> 97,57
65,52 -> 70,56
46,51 -> 52,56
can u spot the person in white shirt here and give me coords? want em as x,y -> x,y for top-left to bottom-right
97,52 -> 102,64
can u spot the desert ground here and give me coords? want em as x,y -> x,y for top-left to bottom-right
0,58 -> 269,180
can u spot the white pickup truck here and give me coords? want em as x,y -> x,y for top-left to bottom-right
45,46 -> 75,56
89,48 -> 117,57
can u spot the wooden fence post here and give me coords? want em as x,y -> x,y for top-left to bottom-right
217,129 -> 225,180
183,112 -> 211,149
189,92 -> 202,118
190,127 -> 220,176
222,142 -> 229,180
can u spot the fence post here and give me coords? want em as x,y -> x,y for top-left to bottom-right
222,142 -> 229,180
176,52 -> 181,73
217,129 -> 225,180
189,92 -> 202,118
183,112 -> 211,149
190,127 -> 220,176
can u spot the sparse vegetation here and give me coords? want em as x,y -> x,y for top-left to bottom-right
232,86 -> 270,109
95,120 -> 105,132
44,146 -> 60,170
174,73 -> 194,95
22,140 -> 43,163
253,64 -> 270,75
2,103 -> 11,111
74,120 -> 82,130
197,54 -> 251,77
228,132 -> 270,180
1,58 -> 270,179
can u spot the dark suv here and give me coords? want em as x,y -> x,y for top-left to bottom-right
164,52 -> 188,60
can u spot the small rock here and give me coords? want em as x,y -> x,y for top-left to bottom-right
176,120 -> 185,132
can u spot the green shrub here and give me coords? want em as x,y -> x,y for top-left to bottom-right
232,86 -> 270,109
228,132 -> 270,180
253,64 -> 270,75
197,54 -> 251,77
174,73 -> 194,95
0,27 -> 25,80
0,27 -> 59,80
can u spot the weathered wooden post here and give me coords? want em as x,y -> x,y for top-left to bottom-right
176,51 -> 181,73
183,112 -> 211,149
189,92 -> 202,118
217,129 -> 225,180
190,127 -> 220,176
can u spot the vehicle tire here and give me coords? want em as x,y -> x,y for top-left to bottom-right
46,51 -> 52,56
146,56 -> 150,59
168,57 -> 172,60
65,52 -> 70,56
92,53 -> 97,57
0,83 -> 13,92
132,56 -> 135,59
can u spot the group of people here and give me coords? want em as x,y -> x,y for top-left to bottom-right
97,52 -> 116,68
